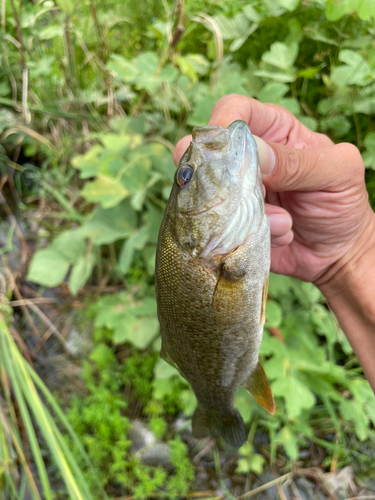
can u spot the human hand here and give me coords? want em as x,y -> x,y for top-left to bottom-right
174,95 -> 375,285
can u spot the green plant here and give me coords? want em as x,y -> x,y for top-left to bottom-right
0,284 -> 102,500
67,355 -> 194,498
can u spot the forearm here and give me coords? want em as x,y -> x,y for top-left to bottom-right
317,209 -> 375,393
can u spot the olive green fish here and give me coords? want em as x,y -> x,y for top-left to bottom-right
155,121 -> 275,448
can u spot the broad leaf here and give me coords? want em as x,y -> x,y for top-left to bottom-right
27,249 -> 70,287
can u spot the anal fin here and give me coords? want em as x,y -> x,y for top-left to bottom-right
243,362 -> 275,414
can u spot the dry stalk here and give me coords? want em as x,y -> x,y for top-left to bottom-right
235,472 -> 292,500
26,302 -> 72,354
5,268 -> 41,340
192,437 -> 217,464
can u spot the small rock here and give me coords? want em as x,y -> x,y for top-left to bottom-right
173,414 -> 192,433
136,442 -> 173,472
129,421 -> 174,471
129,421 -> 156,452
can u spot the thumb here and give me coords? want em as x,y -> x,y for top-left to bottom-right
173,135 -> 192,166
254,136 -> 364,192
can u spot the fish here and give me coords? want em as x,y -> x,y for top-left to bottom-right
155,121 -> 275,448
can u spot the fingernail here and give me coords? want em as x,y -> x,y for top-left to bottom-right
268,214 -> 292,236
254,136 -> 276,176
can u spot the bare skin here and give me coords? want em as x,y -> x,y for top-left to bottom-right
174,94 -> 375,393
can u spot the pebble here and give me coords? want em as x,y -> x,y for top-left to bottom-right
129,420 -> 173,471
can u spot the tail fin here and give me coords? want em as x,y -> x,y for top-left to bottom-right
192,407 -> 246,448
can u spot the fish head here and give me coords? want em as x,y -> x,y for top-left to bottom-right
172,121 -> 264,259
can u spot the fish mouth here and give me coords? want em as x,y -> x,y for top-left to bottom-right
182,198 -> 225,217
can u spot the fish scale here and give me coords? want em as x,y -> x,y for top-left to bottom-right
155,121 -> 275,448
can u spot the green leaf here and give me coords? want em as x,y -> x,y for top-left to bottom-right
229,23 -> 258,52
100,133 -> 131,153
185,54 -> 210,76
80,174 -> 129,208
154,358 -> 179,379
188,95 -> 217,127
279,97 -> 300,115
339,49 -> 363,67
179,390 -> 197,417
301,372 -> 337,398
119,226 -> 150,274
126,317 -> 159,349
254,70 -> 296,83
276,0 -> 300,11
27,249 -> 70,287
235,386 -> 254,423
362,150 -> 375,169
243,5 -> 262,22
153,378 -> 175,399
213,13 -> 249,40
353,97 -> 375,115
107,54 -> 139,82
272,375 -> 315,418
311,304 -> 338,345
78,200 -> 137,245
357,0 -> 375,19
325,0 -> 358,21
276,426 -> 299,460
339,399 -> 368,440
37,24 -> 64,40
51,230 -> 85,263
320,116 -> 351,137
174,56 -> 198,83
362,132 -> 375,168
143,245 -> 157,275
55,0 -> 74,14
69,252 -> 95,296
331,51 -> 371,87
258,82 -> 289,103
97,155 -> 126,180
364,132 -> 375,151
262,42 -> 299,70
268,273 -> 294,299
265,301 -> 283,327
119,154 -> 151,193
236,452 -> 265,474
143,205 -> 164,244
89,343 -> 115,370
72,145 -> 104,179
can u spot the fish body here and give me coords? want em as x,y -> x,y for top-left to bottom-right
155,121 -> 274,448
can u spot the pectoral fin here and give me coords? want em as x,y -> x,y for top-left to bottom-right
243,362 -> 275,414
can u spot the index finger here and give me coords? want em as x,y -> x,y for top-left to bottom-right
208,94 -> 332,148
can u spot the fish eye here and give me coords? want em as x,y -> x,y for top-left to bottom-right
176,165 -> 194,187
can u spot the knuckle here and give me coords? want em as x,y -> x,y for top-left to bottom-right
335,142 -> 365,176
277,146 -> 303,189
212,94 -> 243,110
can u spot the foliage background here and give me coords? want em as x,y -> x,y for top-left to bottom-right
1,0 -> 375,498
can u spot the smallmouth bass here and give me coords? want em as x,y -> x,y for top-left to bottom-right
155,121 -> 275,448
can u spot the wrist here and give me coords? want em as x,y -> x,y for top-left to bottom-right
316,206 -> 375,301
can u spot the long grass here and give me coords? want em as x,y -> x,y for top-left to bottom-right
0,299 -> 106,499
